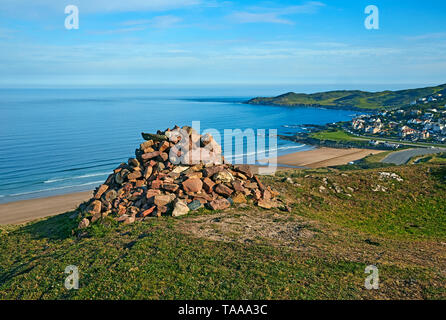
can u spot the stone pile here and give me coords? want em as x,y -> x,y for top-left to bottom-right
77,126 -> 279,229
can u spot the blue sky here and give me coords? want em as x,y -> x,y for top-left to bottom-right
1,0 -> 446,87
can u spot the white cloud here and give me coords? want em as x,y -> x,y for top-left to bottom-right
0,0 -> 201,14
228,1 -> 325,25
229,12 -> 294,25
151,15 -> 183,28
404,32 -> 446,41
119,15 -> 182,30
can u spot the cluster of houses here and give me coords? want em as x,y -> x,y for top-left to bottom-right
349,93 -> 446,144
411,93 -> 443,105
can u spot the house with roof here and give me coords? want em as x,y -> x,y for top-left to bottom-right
400,126 -> 417,138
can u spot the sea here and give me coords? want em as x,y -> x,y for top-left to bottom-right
0,84 -> 395,204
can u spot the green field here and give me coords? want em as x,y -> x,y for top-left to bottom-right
310,129 -> 357,142
1,164 -> 445,300
247,83 -> 446,110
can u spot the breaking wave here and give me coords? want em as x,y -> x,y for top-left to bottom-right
44,172 -> 111,184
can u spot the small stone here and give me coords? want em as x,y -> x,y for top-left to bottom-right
231,193 -> 246,204
154,194 -> 175,207
209,199 -> 231,210
135,180 -> 146,188
213,170 -> 234,183
142,151 -> 160,160
115,172 -> 125,185
159,141 -> 170,152
78,218 -> 90,229
128,158 -> 140,167
182,178 -> 203,193
118,205 -> 127,216
146,189 -> 161,199
144,166 -> 153,179
204,166 -> 224,177
141,206 -> 156,217
140,140 -> 154,150
244,182 -> 258,189
262,189 -> 271,201
87,200 -> 102,215
127,170 -> 142,180
253,189 -> 262,200
151,180 -> 163,189
254,176 -> 265,191
157,205 -> 168,216
159,152 -> 169,162
172,166 -> 189,174
155,162 -> 165,171
215,184 -> 234,197
234,172 -> 247,180
104,190 -> 118,202
162,183 -> 179,192
94,184 -> 109,199
257,199 -> 274,209
187,200 -> 202,211
202,177 -> 215,193
234,164 -> 253,178
232,180 -> 245,192
172,199 -> 190,217
185,171 -> 203,179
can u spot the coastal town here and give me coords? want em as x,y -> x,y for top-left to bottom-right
348,93 -> 446,147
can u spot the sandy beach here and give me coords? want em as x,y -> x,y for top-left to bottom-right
0,147 -> 381,225
274,147 -> 383,168
0,191 -> 92,225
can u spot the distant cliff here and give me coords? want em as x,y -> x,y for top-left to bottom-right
246,83 -> 446,111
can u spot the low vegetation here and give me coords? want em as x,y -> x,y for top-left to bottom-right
0,163 -> 445,299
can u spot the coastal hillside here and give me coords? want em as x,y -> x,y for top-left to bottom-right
1,163 -> 445,299
247,83 -> 446,110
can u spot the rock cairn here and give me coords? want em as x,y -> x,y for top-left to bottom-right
77,126 -> 279,228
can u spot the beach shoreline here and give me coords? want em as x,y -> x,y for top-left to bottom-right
0,147 -> 382,225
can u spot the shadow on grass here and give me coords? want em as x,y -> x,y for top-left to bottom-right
431,165 -> 446,185
20,211 -> 78,241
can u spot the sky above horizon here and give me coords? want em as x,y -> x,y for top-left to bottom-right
1,0 -> 446,87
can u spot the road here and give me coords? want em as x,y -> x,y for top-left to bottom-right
345,130 -> 446,148
381,148 -> 446,165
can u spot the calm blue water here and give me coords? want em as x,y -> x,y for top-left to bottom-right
0,87 -> 359,203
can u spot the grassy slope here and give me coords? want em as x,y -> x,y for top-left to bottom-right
0,164 -> 445,300
247,84 -> 446,110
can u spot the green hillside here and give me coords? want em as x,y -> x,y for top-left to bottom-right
247,83 -> 446,110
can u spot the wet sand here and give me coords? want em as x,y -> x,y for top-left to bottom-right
0,147 -> 381,225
